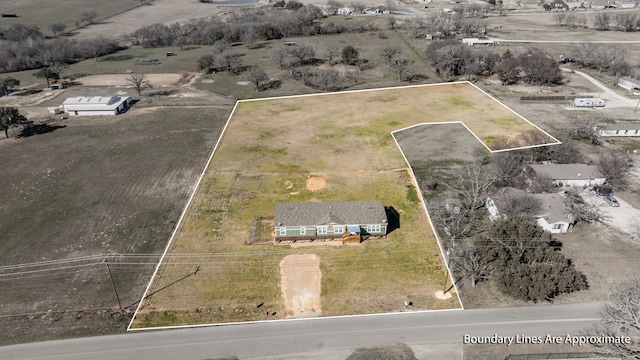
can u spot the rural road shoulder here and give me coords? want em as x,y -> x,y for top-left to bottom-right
0,302 -> 604,360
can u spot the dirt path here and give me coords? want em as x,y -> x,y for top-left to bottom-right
280,254 -> 322,318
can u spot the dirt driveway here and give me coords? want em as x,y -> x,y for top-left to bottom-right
280,254 -> 322,318
584,193 -> 640,235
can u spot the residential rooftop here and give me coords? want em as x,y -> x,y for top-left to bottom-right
530,164 -> 604,180
274,201 -> 387,227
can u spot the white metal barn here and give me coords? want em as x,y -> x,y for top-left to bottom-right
62,96 -> 132,116
598,124 -> 640,137
617,77 -> 640,92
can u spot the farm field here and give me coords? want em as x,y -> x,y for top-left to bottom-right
0,0 -> 147,36
0,105 -> 231,345
131,82 -> 558,328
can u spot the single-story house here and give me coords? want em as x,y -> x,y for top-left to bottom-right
620,1 -> 639,7
62,96 -> 133,116
486,188 -> 574,233
617,77 -> 640,93
274,201 -> 388,243
366,6 -> 389,14
597,124 -> 640,137
549,0 -> 570,9
573,98 -> 605,107
337,7 -> 352,15
530,163 -> 606,187
462,38 -> 494,46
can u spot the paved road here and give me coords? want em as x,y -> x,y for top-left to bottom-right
0,302 -> 604,360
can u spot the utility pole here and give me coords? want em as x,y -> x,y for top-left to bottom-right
104,255 -> 122,310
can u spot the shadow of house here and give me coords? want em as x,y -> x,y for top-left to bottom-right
384,206 -> 400,235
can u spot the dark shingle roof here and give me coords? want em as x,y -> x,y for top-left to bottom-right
274,201 -> 387,227
530,164 -> 604,180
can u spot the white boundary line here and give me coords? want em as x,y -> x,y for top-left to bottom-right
128,82 -> 562,331
127,101 -> 240,330
128,307 -> 464,332
390,129 -> 464,309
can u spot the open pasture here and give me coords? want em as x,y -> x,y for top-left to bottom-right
132,82 -> 557,328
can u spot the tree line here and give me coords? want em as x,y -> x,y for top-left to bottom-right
553,11 -> 640,32
0,23 -> 119,73
130,4 -> 376,49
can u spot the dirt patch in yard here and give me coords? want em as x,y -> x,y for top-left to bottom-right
280,254 -> 322,318
77,74 -> 183,87
305,174 -> 327,192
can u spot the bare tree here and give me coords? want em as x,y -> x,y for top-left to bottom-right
444,164 -> 497,212
80,11 -> 99,26
433,198 -> 484,247
553,12 -> 568,27
593,12 -> 611,31
350,2 -> 366,13
598,151 -> 632,189
564,190 -> 605,224
241,27 -> 258,49
498,191 -> 542,219
386,15 -> 397,30
491,151 -> 526,188
128,73 -> 150,96
215,50 -> 243,74
290,43 -> 315,63
390,58 -> 414,82
379,44 -> 402,66
583,279 -> 640,359
212,40 -> 231,55
570,117 -> 602,145
529,173 -> 555,194
269,44 -> 289,69
405,16 -> 424,38
242,66 -> 269,92
325,46 -> 340,66
327,0 -> 344,15
49,23 -> 67,37
449,239 -> 490,287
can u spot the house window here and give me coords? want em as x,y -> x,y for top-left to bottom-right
317,226 -> 328,235
333,226 -> 344,234
552,224 -> 563,230
367,224 -> 381,233
279,227 -> 286,236
300,226 -> 306,235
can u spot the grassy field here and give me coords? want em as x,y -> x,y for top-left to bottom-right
0,0 -> 146,35
0,105 -> 231,344
131,83 -> 557,328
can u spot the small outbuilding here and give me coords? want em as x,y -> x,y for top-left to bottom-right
274,201 -> 388,244
62,96 -> 133,116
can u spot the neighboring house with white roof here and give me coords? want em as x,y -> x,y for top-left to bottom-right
62,96 -> 133,116
486,188 -> 574,233
617,77 -> 640,93
529,164 -> 606,187
598,124 -> 640,137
